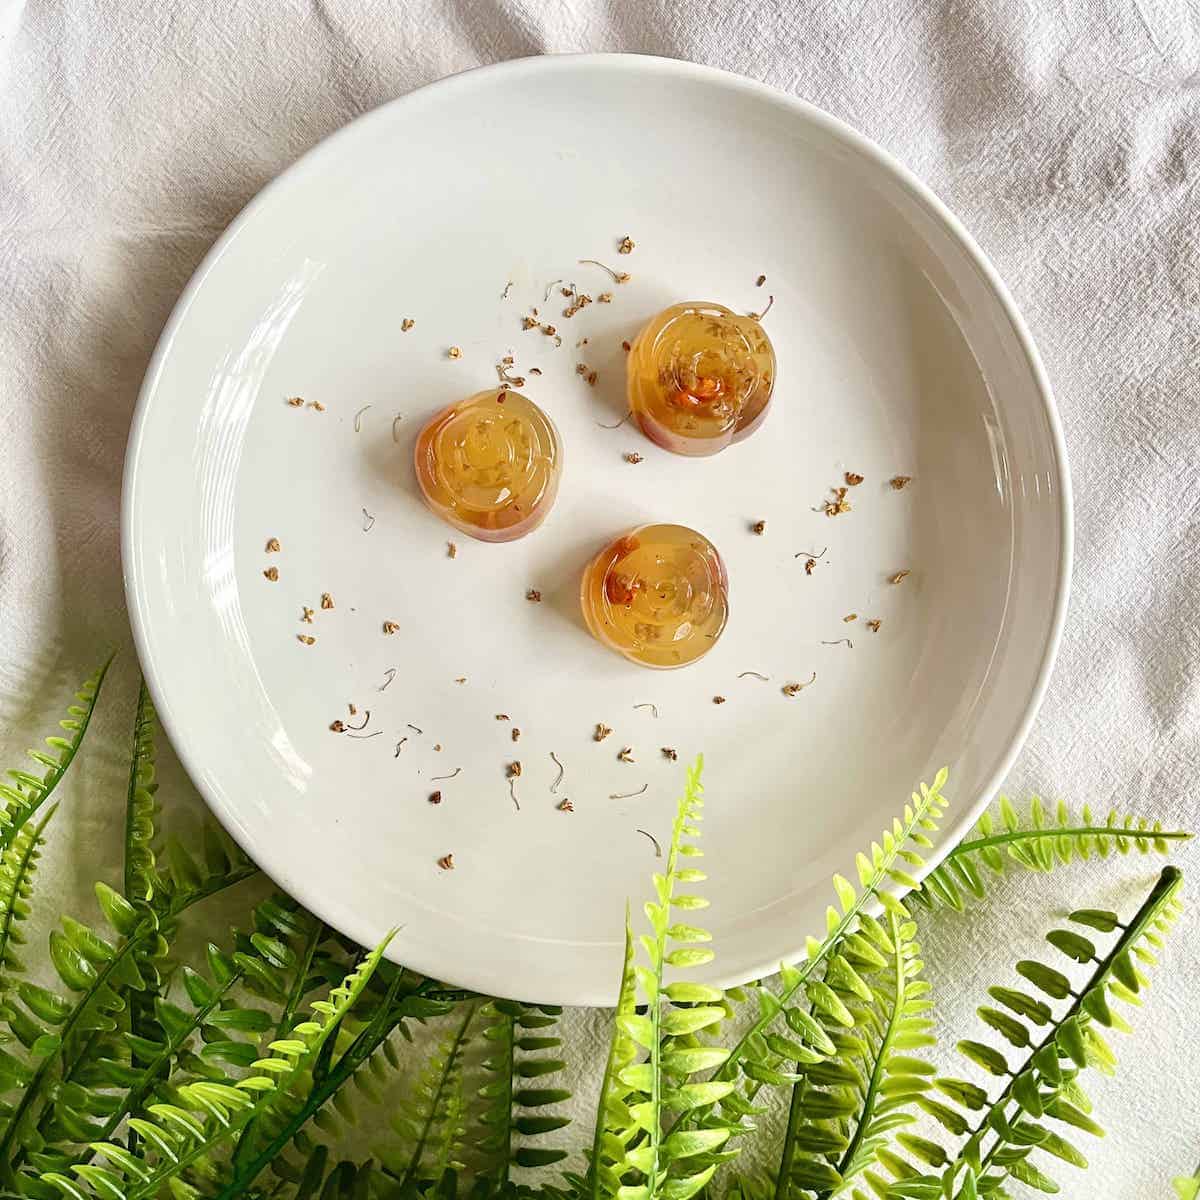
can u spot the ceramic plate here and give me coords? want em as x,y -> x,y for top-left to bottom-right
123,54 -> 1070,1005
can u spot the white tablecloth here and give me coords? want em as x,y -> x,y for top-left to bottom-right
2,3 -> 1197,1195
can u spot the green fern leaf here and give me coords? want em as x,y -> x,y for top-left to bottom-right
122,683 -> 159,909
881,866 -> 1183,1198
0,658 -> 111,856
52,933 -> 395,1199
917,797 -> 1190,910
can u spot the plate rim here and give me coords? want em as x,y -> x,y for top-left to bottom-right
122,51 -> 1073,1005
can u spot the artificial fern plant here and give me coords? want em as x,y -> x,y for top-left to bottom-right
0,659 -> 1189,1200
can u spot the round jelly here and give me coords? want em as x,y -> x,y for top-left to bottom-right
414,390 -> 562,542
627,301 -> 775,456
580,524 -> 729,668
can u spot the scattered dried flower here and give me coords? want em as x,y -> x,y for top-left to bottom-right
382,621 -> 400,635
508,761 -> 522,778
624,452 -> 643,464
617,746 -> 635,763
401,318 -> 414,331
889,570 -> 911,585
748,295 -> 774,321
526,589 -> 542,602
495,713 -> 510,721
309,400 -> 326,412
512,727 -> 521,742
594,723 -> 612,742
618,236 -> 635,254
821,487 -> 852,517
610,784 -> 648,799
429,790 -> 443,804
636,828 -> 662,857
454,676 -> 466,684
844,613 -> 858,623
621,340 -> 632,352
751,520 -> 766,535
447,346 -> 462,359
522,316 -> 539,330
782,672 -> 817,696
286,396 -> 304,407
437,853 -> 454,870
890,475 -> 912,490
756,273 -> 767,287
578,259 -> 630,284
263,566 -> 279,582
297,634 -> 316,646
265,537 -> 281,553
713,695 -> 726,705
661,747 -> 678,761
301,606 -> 314,623
598,292 -> 613,303
330,720 -> 345,732
867,619 -> 882,633
321,592 -> 334,610
845,472 -> 864,486
557,798 -> 574,812
804,558 -> 817,575
447,542 -> 458,559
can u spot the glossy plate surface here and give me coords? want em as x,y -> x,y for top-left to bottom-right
123,54 -> 1070,1004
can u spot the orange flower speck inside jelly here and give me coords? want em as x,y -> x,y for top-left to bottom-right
580,525 -> 729,669
627,302 -> 775,456
414,390 -> 562,542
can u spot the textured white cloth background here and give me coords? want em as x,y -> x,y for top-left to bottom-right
2,1 -> 1199,1195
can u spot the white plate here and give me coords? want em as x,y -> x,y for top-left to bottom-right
123,54 -> 1070,1005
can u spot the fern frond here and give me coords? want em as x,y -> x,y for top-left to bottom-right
882,865 -> 1184,1198
0,658 -> 111,855
685,771 -> 948,1134
594,755 -> 739,1200
214,964 -> 454,1198
45,933 -> 395,1200
917,796 -> 1190,910
0,884 -> 159,1186
775,910 -> 933,1198
0,804 -> 58,1008
122,682 -> 159,908
588,916 -> 639,1200
384,1002 -> 478,1184
476,998 -> 571,1181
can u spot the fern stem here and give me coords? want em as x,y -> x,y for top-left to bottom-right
494,1008 -> 516,1188
274,914 -> 325,1038
823,910 -> 905,1194
773,1076 -> 813,1200
400,1003 -> 476,1187
946,826 -> 1190,859
974,866 -> 1182,1180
